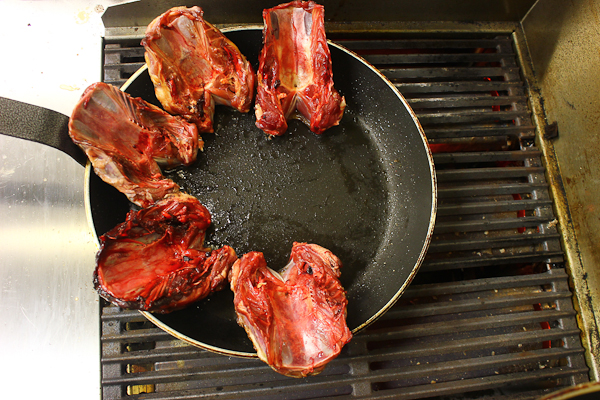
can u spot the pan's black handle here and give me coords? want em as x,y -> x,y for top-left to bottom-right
0,96 -> 87,166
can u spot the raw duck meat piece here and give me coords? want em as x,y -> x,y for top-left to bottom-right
255,1 -> 346,136
229,242 -> 352,377
142,6 -> 256,133
94,193 -> 238,313
69,82 -> 199,208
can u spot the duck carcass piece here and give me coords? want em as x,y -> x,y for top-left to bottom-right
255,1 -> 346,136
142,6 -> 256,133
229,242 -> 352,377
94,193 -> 238,313
69,82 -> 199,208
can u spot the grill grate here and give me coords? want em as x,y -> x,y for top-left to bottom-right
100,33 -> 589,399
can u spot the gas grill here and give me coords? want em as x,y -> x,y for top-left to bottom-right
98,19 -> 593,399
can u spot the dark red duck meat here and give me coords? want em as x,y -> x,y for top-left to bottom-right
229,242 -> 352,377
69,82 -> 199,208
95,193 -> 237,313
142,6 -> 256,133
255,1 -> 346,136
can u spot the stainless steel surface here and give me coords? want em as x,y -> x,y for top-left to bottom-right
101,0 -> 538,27
0,135 -> 99,395
0,1 -> 107,398
521,0 -> 600,379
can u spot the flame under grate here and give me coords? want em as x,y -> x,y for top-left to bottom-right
100,33 -> 589,399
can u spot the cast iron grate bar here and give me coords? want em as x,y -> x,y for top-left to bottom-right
335,38 -> 514,49
436,166 -> 545,181
433,216 -> 553,233
382,66 -> 521,80
427,232 -> 561,252
395,80 -> 523,93
433,150 -> 542,163
438,182 -> 547,197
421,252 -> 565,271
104,344 -> 584,390
436,198 -> 553,215
363,52 -> 515,65
100,33 -> 589,399
425,126 -> 536,140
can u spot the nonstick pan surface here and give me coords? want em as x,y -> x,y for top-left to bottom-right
87,27 -> 436,357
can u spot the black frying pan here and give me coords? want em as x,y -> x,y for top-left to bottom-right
0,27 -> 436,357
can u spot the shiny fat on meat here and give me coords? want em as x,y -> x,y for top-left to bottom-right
229,242 -> 352,377
68,82 -> 199,208
142,6 -> 256,133
255,1 -> 346,136
94,193 -> 238,313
